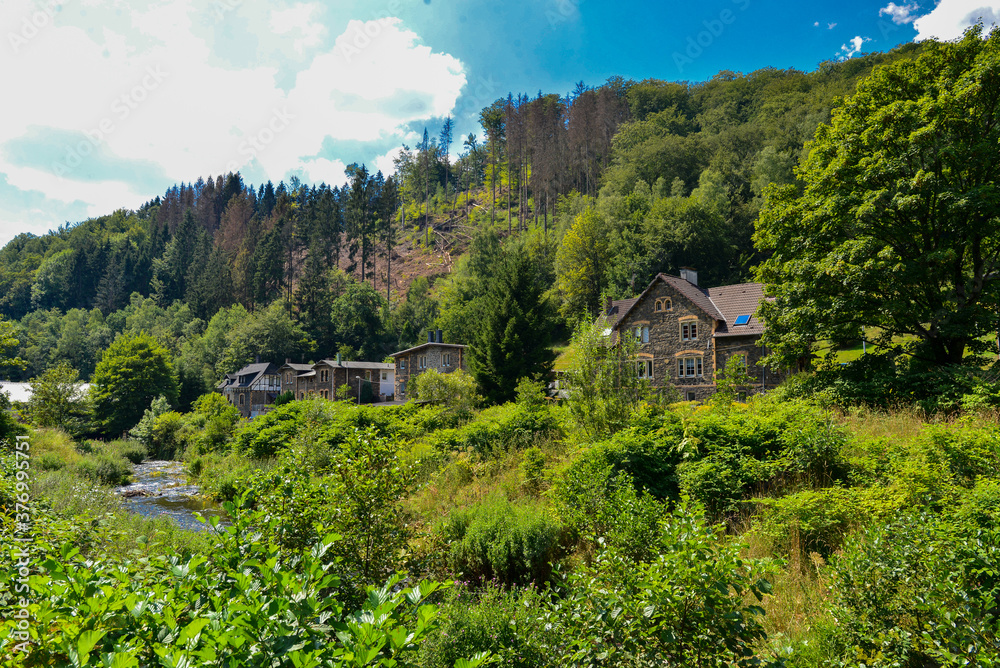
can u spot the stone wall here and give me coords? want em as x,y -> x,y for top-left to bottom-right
617,280 -> 717,400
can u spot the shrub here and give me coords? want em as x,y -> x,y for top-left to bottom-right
36,451 -> 66,471
418,584 -> 551,668
73,453 -> 131,486
103,440 -> 147,464
546,501 -> 774,668
441,497 -> 566,586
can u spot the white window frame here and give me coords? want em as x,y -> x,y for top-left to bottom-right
677,356 -> 703,378
681,321 -> 698,342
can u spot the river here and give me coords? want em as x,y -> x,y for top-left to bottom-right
115,460 -> 229,531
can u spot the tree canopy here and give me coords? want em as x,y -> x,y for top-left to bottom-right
755,26 -> 1000,368
91,331 -> 179,436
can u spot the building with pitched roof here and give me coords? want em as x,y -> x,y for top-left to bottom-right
216,361 -> 282,418
607,268 -> 783,401
390,330 -> 467,401
278,356 -> 395,403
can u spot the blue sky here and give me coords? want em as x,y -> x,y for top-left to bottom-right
0,0 -> 996,246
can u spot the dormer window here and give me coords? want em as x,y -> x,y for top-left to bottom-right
654,298 -> 673,312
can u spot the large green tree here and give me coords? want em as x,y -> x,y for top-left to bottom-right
469,241 -> 556,404
755,27 -> 1000,368
91,331 -> 179,436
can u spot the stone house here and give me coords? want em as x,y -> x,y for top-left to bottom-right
278,356 -> 395,403
216,361 -> 282,418
390,330 -> 467,400
607,268 -> 783,401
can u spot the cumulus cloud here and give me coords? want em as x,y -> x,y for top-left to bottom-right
913,0 -> 1000,40
838,35 -> 870,59
880,2 -> 921,24
0,0 -> 466,240
270,3 -> 327,55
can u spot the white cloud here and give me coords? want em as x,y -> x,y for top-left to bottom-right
828,22 -> 838,29
913,0 -> 1000,40
270,3 -> 326,55
838,35 -> 870,59
880,2 -> 921,25
0,1 -> 466,234
814,21 -> 820,26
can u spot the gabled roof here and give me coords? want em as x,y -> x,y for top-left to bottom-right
317,359 -> 394,370
278,362 -> 314,373
609,274 -> 766,338
390,341 -> 467,358
708,283 -> 766,337
222,362 -> 280,389
605,298 -> 638,330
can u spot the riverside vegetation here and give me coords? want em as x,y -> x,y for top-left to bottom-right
3,363 -> 1000,666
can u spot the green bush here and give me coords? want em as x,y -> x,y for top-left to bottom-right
418,584 -> 551,668
442,497 -> 566,586
36,451 -> 66,471
829,510 -> 1000,667
103,439 -> 147,464
545,501 -> 775,668
73,453 -> 131,486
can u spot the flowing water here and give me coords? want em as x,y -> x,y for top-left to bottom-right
116,460 -> 229,531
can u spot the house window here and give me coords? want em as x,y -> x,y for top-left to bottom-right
443,353 -> 452,367
677,356 -> 703,378
419,356 -> 426,369
634,326 -> 649,343
681,321 -> 698,341
399,381 -> 407,396
400,359 -> 407,371
239,394 -> 245,406
729,353 -> 748,372
654,298 -> 673,312
637,360 -> 653,379
320,369 -> 329,383
687,391 -> 697,401
382,371 -> 388,380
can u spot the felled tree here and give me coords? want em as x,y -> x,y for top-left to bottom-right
755,26 -> 1000,368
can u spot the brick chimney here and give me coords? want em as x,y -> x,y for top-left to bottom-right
679,267 -> 698,286
605,295 -> 613,315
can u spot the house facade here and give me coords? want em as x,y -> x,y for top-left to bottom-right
390,330 -> 467,401
608,268 -> 783,401
278,356 -> 395,403
216,362 -> 282,418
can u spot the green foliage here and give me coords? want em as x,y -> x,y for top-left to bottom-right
433,401 -> 565,460
0,454 -> 470,668
440,496 -> 566,586
418,584 -> 551,668
91,331 -> 178,436
563,315 -> 651,438
411,368 -> 481,415
216,300 -> 315,376
829,507 -> 1000,667
545,501 -> 776,668
127,394 -> 172,450
468,238 -> 556,404
554,207 -> 610,320
27,361 -> 91,436
273,389 -> 295,406
755,27 -> 1000,369
0,389 -> 26,447
72,452 -> 132,486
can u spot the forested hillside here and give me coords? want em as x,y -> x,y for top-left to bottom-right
0,42 -> 926,397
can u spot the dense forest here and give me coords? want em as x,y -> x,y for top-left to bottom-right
0,42 -> 925,398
